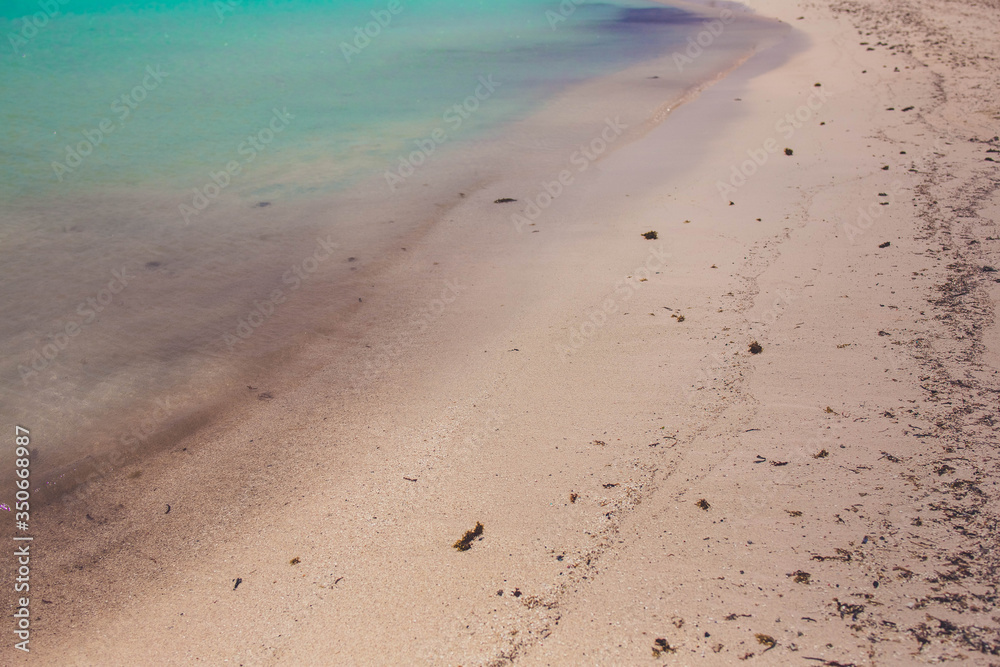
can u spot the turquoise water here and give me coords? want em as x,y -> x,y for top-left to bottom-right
0,0 -> 779,494
1,0 -> 699,200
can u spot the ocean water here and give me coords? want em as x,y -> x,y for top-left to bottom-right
0,0 -> 779,495
0,0 -> 707,199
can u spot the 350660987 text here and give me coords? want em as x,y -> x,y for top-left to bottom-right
13,426 -> 32,653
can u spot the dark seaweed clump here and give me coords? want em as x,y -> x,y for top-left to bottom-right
453,522 -> 484,551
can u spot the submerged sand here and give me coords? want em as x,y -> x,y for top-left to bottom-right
10,0 -> 1000,664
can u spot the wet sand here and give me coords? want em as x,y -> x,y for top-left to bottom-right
11,0 -> 1000,663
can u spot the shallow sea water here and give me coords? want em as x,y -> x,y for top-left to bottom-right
0,0 -> 780,494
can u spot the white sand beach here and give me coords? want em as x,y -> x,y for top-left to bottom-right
16,0 -> 1000,664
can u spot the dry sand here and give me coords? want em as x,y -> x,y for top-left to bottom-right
17,0 -> 1000,664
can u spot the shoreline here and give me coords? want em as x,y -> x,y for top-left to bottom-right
3,1 -> 787,504
10,0 -> 1000,663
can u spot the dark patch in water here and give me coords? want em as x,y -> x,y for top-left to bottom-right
615,6 -> 699,24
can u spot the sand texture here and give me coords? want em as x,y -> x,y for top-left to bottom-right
12,0 -> 1000,664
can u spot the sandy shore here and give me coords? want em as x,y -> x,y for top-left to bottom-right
16,0 -> 1000,664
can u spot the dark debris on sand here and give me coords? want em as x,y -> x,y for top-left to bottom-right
453,522 -> 484,551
